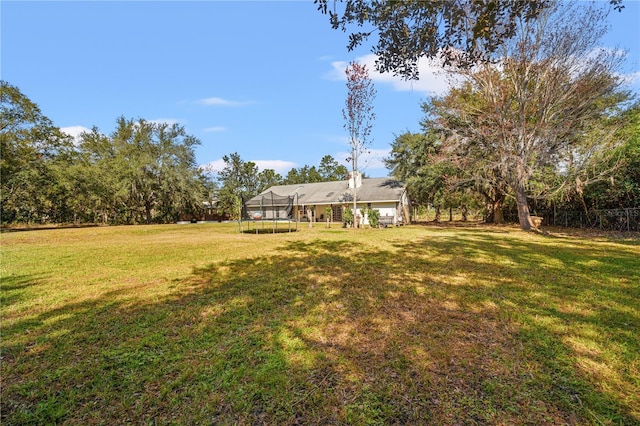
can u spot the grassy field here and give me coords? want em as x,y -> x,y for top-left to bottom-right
1,222 -> 639,425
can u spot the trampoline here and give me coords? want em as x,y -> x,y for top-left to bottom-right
241,191 -> 299,233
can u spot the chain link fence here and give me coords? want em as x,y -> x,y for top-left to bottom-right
413,206 -> 639,232
538,208 -> 640,232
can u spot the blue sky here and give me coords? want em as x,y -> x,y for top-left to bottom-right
2,1 -> 639,178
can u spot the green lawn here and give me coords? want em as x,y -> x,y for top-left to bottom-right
1,223 -> 638,425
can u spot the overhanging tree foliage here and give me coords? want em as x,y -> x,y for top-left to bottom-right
316,0 -> 624,78
316,0 -> 548,77
420,99 -> 510,223
385,130 -> 479,222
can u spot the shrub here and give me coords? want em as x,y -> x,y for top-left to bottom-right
367,208 -> 380,228
343,207 -> 353,227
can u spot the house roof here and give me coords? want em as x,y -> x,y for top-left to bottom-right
245,177 -> 406,207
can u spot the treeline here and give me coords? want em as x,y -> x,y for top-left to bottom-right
0,81 -> 349,225
1,80 -> 209,225
386,103 -> 639,223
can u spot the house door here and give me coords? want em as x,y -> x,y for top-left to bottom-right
332,205 -> 342,222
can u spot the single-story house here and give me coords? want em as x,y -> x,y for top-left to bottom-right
244,172 -> 410,226
178,198 -> 230,223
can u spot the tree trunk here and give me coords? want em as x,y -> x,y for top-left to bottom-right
434,206 -> 441,222
513,183 -> 534,231
145,201 -> 153,224
493,199 -> 505,224
486,187 -> 506,224
482,184 -> 505,224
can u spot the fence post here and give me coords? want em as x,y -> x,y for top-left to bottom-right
627,208 -> 630,232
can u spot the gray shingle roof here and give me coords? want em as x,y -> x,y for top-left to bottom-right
246,177 -> 406,206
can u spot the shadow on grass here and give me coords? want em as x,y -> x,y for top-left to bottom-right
392,231 -> 639,420
2,232 -> 638,424
0,224 -> 101,233
0,274 -> 49,310
240,228 -> 298,235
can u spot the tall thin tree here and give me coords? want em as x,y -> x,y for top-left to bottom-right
343,61 -> 376,226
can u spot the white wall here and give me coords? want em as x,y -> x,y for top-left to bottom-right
361,202 -> 397,226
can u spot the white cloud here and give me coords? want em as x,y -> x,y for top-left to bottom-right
203,126 -> 227,133
252,160 -> 297,174
620,70 -> 640,87
200,159 -> 226,174
334,147 -> 391,175
199,159 -> 297,175
326,53 -> 455,96
363,148 -> 391,170
60,125 -> 91,145
199,97 -> 255,107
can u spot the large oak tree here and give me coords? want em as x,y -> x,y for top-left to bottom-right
78,117 -> 206,224
426,2 -> 631,230
1,81 -> 75,223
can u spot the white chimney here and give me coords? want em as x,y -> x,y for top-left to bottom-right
348,171 -> 362,189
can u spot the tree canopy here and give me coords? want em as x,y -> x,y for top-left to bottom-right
316,0 -> 624,79
423,2 -> 630,230
78,117 -> 207,224
318,154 -> 349,181
215,153 -> 261,220
581,104 -> 640,210
280,155 -> 348,185
1,81 -> 75,223
385,131 -> 446,210
1,81 -> 208,225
